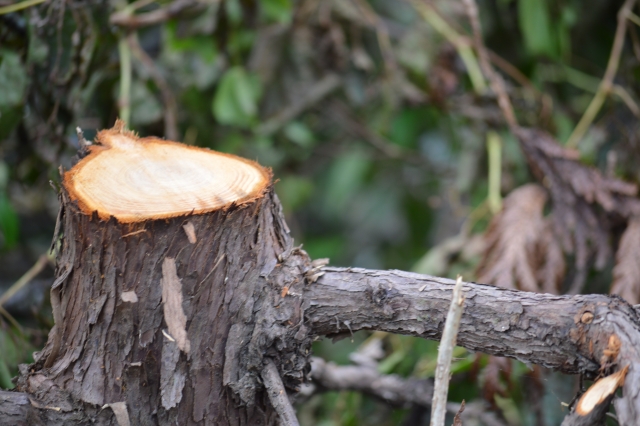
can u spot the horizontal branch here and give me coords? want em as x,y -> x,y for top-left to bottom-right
309,356 -> 433,407
307,357 -> 507,426
305,268 -> 637,376
304,267 -> 640,426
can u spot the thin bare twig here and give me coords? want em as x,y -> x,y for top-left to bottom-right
412,0 -> 487,94
0,303 -> 22,331
350,0 -> 397,76
0,0 -> 46,15
327,100 -> 405,159
461,0 -> 517,130
261,359 -> 299,426
0,254 -> 49,308
128,33 -> 179,140
565,0 -> 637,148
118,36 -> 132,127
430,276 -> 465,426
109,0 -> 201,29
256,74 -> 342,136
629,11 -> 640,27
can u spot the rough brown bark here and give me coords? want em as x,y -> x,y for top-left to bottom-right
4,227 -> 640,424
10,184 -> 313,425
305,268 -> 640,424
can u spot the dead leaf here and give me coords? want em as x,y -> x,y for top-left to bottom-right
536,217 -> 566,294
452,399 -> 465,426
477,184 -> 562,292
611,217 -> 640,304
161,257 -> 190,354
516,128 -> 640,293
480,356 -> 511,408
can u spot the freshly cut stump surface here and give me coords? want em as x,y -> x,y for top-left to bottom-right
64,123 -> 270,222
21,122 -> 313,426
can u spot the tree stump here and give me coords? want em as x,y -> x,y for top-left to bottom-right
18,122 -> 314,425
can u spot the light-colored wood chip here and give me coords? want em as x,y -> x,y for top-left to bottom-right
183,222 -> 197,244
161,257 -> 190,354
121,291 -> 138,303
102,401 -> 131,426
576,365 -> 629,415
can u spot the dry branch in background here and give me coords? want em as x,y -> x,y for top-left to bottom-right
127,34 -> 178,141
308,356 -> 434,408
109,0 -> 201,29
307,354 -> 507,425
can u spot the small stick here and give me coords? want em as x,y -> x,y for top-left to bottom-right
256,74 -> 342,136
565,0 -> 637,148
127,33 -> 179,141
0,254 -> 49,308
430,276 -> 465,426
262,359 -> 300,426
461,0 -> 517,130
110,0 -> 199,29
122,229 -> 147,238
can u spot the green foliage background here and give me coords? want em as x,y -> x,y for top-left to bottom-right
1,0 -> 638,424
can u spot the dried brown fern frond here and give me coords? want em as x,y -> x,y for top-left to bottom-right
477,184 -> 565,293
480,356 -> 511,409
611,217 -> 640,304
536,216 -> 566,295
516,128 -> 640,293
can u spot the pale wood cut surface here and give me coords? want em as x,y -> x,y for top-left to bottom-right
64,123 -> 270,222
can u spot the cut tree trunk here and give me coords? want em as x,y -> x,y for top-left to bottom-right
10,122 -> 313,425
2,122 -> 640,425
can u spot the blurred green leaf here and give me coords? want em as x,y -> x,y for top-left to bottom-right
130,80 -> 163,126
0,329 -> 17,389
212,67 -> 262,127
495,394 -> 523,426
518,0 -> 557,57
324,150 -> 370,214
0,106 -> 23,142
0,192 -> 19,248
0,50 -> 28,108
377,350 -> 405,374
0,358 -> 13,389
304,235 -> 346,262
165,22 -> 218,62
389,107 -> 435,148
276,175 -> 314,212
261,0 -> 293,24
226,0 -> 243,24
0,162 -> 9,191
284,121 -> 315,148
